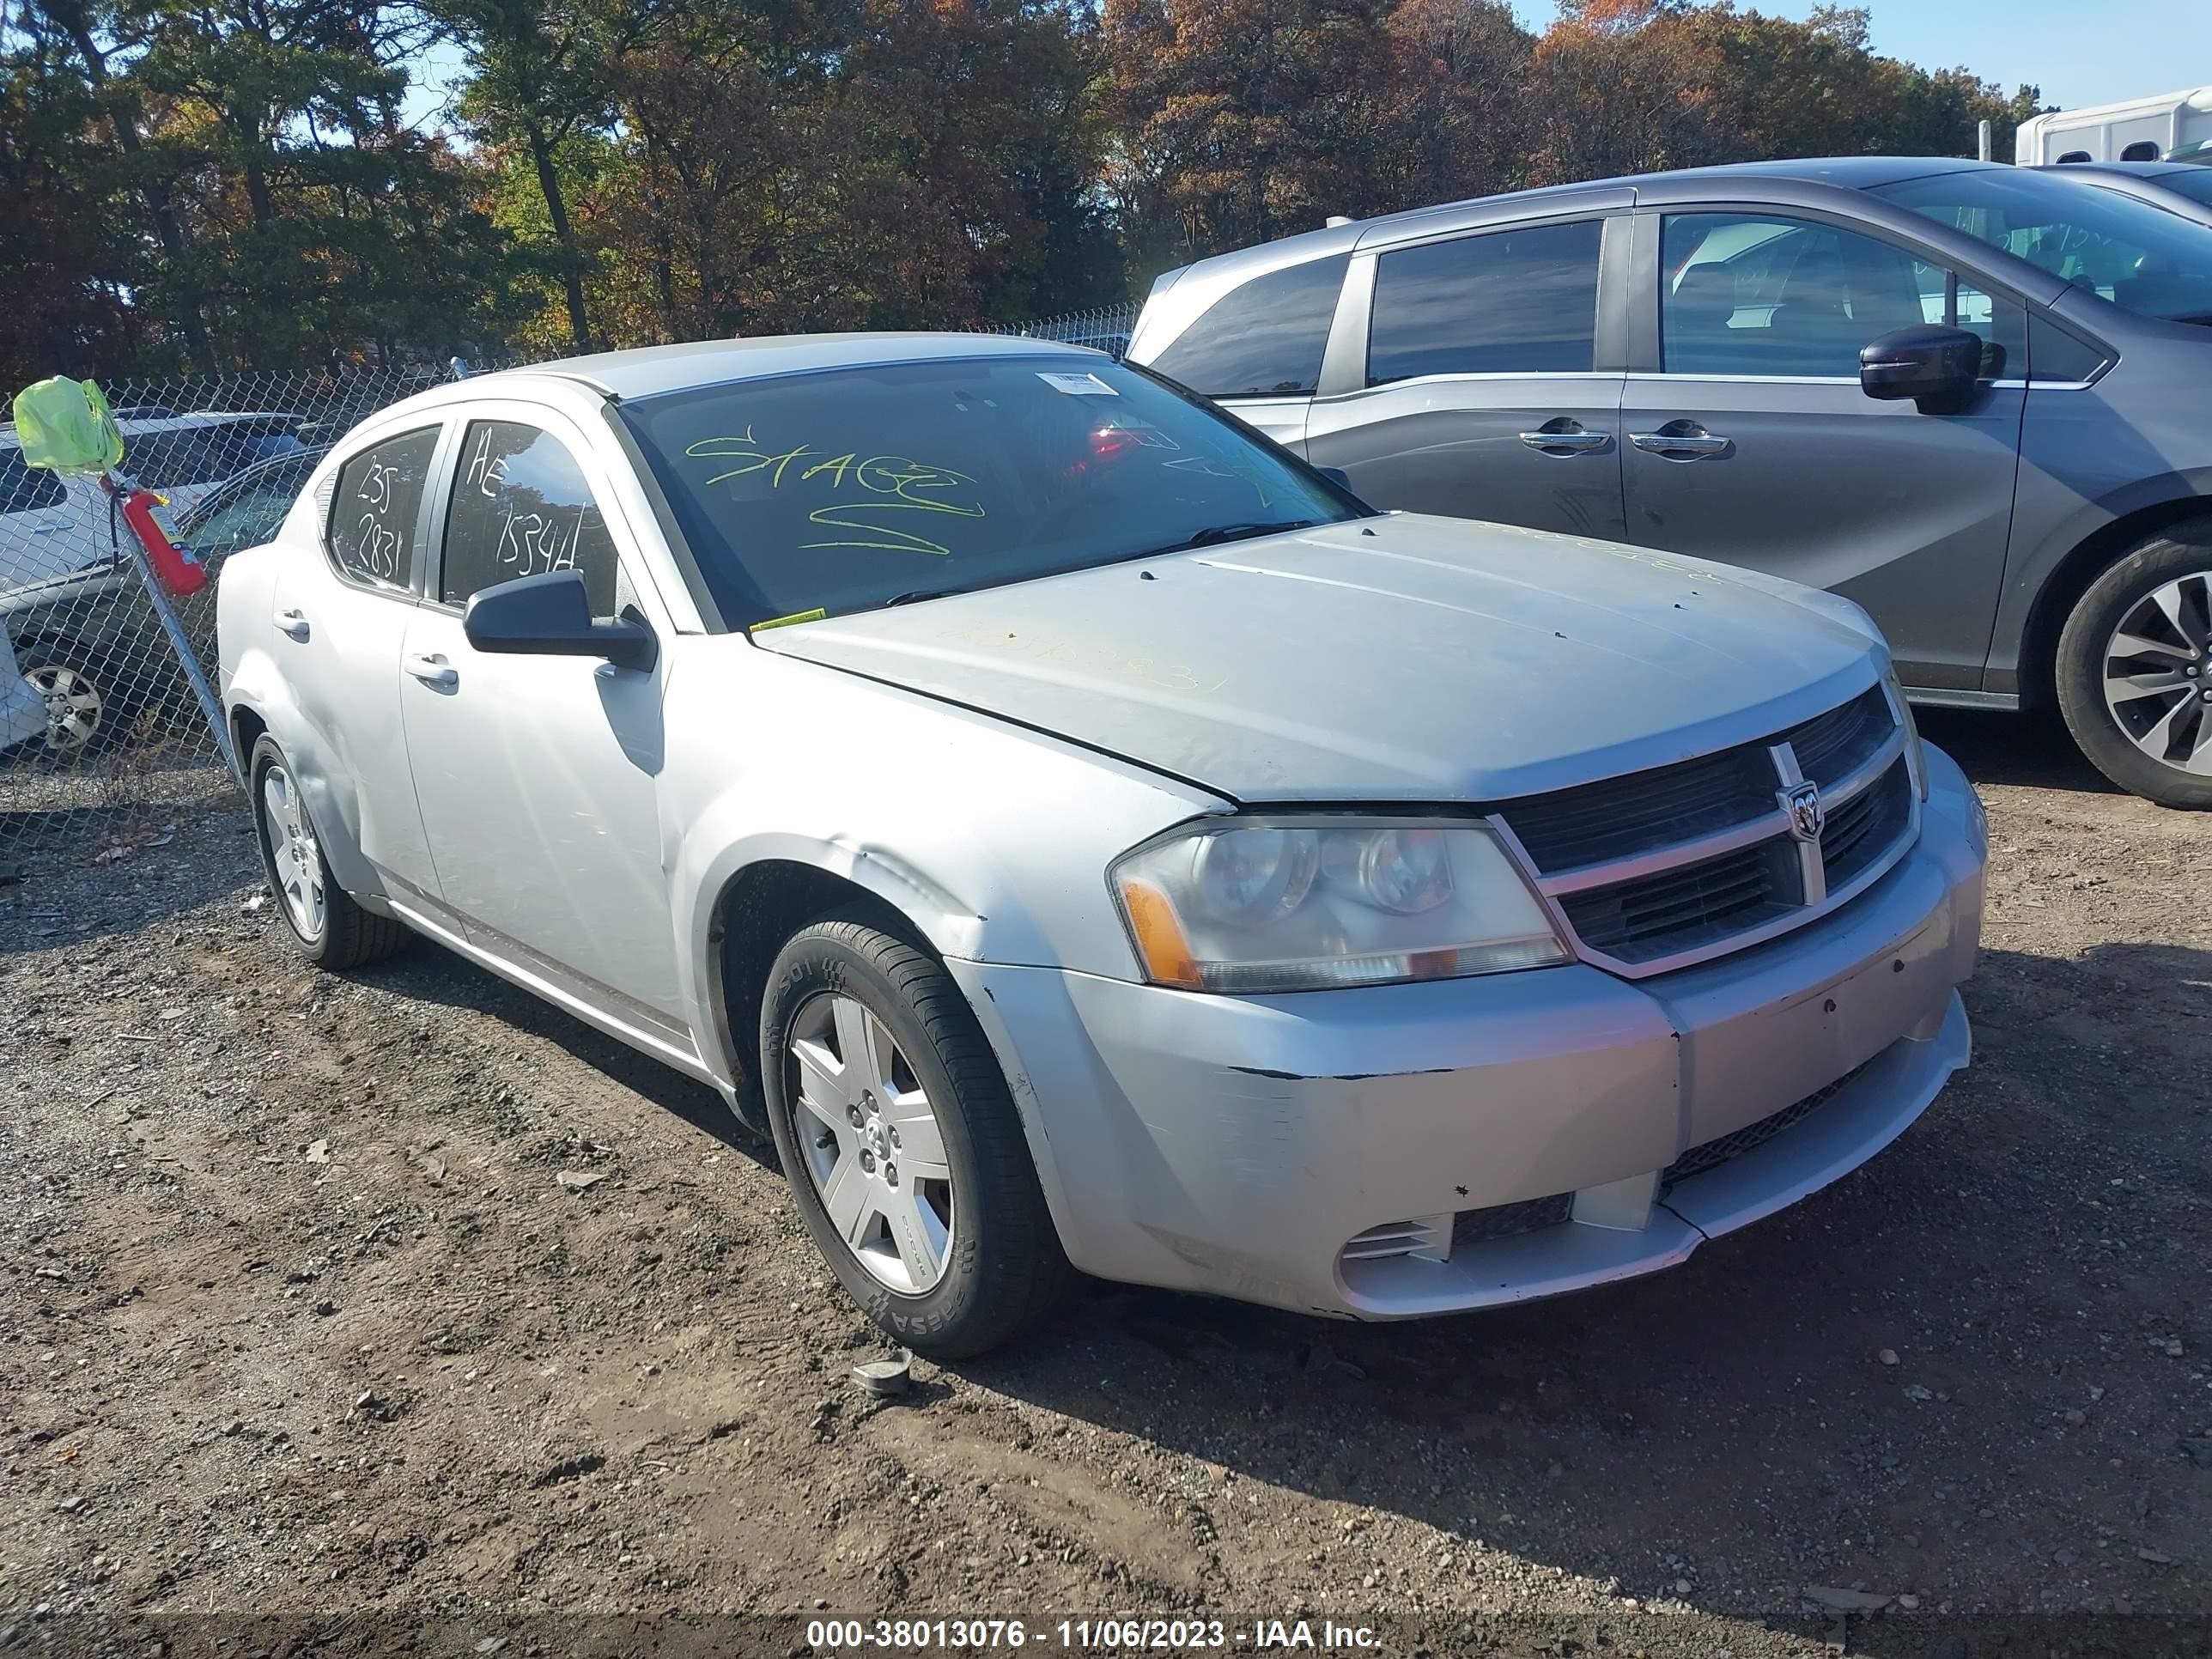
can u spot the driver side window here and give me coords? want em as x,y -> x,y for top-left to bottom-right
442,421 -> 621,617
1659,212 -> 2023,380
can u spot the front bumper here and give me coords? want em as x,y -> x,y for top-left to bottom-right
952,748 -> 1986,1319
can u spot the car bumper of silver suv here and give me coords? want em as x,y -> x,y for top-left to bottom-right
952,744 -> 1986,1320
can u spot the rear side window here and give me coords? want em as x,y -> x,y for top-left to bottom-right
1147,255 -> 1349,398
1367,220 -> 1602,384
442,421 -> 619,616
328,428 -> 441,592
0,447 -> 67,515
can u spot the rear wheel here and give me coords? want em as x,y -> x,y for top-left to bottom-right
247,733 -> 410,969
760,913 -> 1070,1358
2057,526 -> 2212,809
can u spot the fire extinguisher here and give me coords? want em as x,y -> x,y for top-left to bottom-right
105,473 -> 208,599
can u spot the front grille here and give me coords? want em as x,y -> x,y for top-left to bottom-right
1498,746 -> 1778,871
1661,1061 -> 1869,1193
1784,686 -> 1893,787
1451,1192 -> 1574,1249
1558,836 -> 1800,964
1492,682 -> 1913,975
1822,762 -> 1912,890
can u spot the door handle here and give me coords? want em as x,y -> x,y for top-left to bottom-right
405,653 -> 459,690
1630,422 -> 1732,459
1518,421 -> 1612,455
276,607 -> 311,641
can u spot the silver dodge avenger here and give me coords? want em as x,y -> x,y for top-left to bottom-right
217,335 -> 1988,1355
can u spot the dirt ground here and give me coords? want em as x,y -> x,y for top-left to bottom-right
3,708 -> 2207,1659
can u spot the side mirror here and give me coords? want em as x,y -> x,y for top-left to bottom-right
1860,325 -> 1984,415
1316,465 -> 1353,492
463,569 -> 658,672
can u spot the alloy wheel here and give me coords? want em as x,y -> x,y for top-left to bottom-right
2101,570 -> 2212,777
260,761 -> 327,942
27,664 -> 104,755
787,993 -> 956,1295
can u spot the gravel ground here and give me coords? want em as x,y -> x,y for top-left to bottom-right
2,709 -> 2207,1659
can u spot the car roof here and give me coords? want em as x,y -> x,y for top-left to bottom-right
1148,155 -> 2002,297
474,331 -> 1102,402
0,409 -> 302,448
2041,160 -> 2199,179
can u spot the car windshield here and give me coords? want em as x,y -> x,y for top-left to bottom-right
178,456 -> 315,556
619,355 -> 1363,626
2148,168 -> 2212,210
1870,167 -> 2212,325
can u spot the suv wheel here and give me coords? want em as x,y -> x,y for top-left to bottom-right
247,733 -> 410,968
2056,524 -> 2212,809
760,912 -> 1071,1358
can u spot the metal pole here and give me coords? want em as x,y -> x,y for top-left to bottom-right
103,473 -> 242,787
1978,119 -> 1993,162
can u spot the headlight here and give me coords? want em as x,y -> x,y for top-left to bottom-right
1880,660 -> 1929,800
1110,817 -> 1571,994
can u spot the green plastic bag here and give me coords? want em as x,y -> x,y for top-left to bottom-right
12,376 -> 124,475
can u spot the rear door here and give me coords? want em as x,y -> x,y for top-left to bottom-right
1620,206 -> 2027,693
270,422 -> 447,910
1304,213 -> 1629,540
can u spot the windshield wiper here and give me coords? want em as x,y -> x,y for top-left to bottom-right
1181,519 -> 1317,549
880,581 -> 988,608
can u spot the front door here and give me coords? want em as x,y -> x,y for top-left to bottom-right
1305,216 -> 1627,541
399,410 -> 686,1034
1621,210 -> 2027,692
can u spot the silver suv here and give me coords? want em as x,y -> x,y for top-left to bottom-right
218,337 -> 1984,1355
1127,157 -> 2212,807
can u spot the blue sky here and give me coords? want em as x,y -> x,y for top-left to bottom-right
1510,0 -> 2205,111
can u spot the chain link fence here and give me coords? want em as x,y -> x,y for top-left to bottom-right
0,307 -> 1140,876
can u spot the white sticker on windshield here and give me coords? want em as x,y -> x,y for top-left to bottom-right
1037,371 -> 1118,397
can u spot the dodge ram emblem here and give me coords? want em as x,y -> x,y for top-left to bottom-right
1783,780 -> 1825,842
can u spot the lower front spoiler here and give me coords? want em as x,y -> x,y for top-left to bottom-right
1333,990 -> 1971,1317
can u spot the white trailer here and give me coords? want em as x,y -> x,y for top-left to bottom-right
2015,86 -> 2212,165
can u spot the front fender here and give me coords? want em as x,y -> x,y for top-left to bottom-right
659,646 -> 1225,1085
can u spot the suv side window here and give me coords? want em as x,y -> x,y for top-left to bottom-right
327,428 -> 441,592
1147,255 -> 1350,398
1367,220 -> 1602,385
1660,212 -> 2025,380
0,447 -> 68,515
443,421 -> 619,616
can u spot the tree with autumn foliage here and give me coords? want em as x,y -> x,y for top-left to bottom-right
2,0 -> 2048,386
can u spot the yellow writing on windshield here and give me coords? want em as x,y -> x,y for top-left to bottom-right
686,431 -> 984,557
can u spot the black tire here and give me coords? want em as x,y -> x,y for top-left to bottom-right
17,640 -> 120,761
760,912 -> 1071,1358
246,733 -> 410,969
2055,523 -> 2212,810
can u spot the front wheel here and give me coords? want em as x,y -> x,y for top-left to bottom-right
760,913 -> 1070,1358
2056,525 -> 2212,809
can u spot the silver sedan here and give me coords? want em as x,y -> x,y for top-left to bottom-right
218,336 -> 1987,1355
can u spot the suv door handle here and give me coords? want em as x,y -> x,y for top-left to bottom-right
276,607 -> 311,641
1630,422 -> 1732,459
1518,420 -> 1612,455
405,653 -> 459,690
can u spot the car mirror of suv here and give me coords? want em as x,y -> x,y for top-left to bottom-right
1858,325 -> 1984,415
462,569 -> 659,673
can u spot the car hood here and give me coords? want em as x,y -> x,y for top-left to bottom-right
751,514 -> 1887,802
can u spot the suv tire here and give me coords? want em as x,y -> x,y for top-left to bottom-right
247,733 -> 411,968
2056,523 -> 2212,810
761,912 -> 1071,1358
